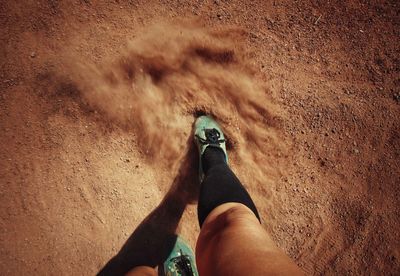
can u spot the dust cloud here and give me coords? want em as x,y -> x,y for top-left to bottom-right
72,22 -> 284,182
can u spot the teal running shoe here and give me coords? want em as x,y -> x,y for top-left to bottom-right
194,115 -> 228,182
163,236 -> 199,276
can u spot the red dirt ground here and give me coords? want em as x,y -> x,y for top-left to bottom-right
1,1 -> 399,275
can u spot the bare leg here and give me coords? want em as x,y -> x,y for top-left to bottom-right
196,202 -> 304,276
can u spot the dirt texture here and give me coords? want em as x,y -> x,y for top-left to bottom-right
1,0 -> 399,275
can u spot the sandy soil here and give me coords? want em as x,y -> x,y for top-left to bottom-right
1,0 -> 399,275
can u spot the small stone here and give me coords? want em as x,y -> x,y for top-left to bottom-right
393,93 -> 400,102
30,52 -> 36,58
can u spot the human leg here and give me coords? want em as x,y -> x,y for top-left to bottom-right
194,116 -> 303,275
196,202 -> 304,276
197,147 -> 260,226
194,116 -> 260,227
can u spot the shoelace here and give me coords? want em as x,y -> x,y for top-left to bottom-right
196,128 -> 225,146
170,249 -> 195,276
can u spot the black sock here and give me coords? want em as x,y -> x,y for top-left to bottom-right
202,146 -> 226,173
197,147 -> 261,227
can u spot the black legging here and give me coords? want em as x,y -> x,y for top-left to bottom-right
197,147 -> 261,227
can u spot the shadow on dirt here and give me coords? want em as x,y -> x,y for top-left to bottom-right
97,135 -> 199,275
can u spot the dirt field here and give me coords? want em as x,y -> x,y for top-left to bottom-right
1,0 -> 399,275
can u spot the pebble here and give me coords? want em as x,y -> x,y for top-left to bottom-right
30,52 -> 36,58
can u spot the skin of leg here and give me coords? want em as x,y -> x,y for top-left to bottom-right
196,202 -> 304,276
125,266 -> 157,276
